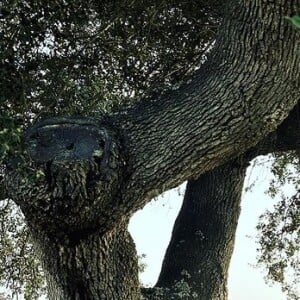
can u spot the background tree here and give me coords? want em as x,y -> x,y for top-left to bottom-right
0,0 -> 299,299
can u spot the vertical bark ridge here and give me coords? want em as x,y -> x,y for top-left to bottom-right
155,160 -> 247,300
33,224 -> 141,300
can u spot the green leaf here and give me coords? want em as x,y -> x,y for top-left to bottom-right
285,15 -> 300,29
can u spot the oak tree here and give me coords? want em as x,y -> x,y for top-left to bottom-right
1,0 -> 299,299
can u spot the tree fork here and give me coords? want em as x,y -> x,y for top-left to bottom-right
3,1 -> 300,299
22,0 -> 300,213
153,104 -> 300,299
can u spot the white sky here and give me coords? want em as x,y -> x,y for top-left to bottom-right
129,158 -> 291,300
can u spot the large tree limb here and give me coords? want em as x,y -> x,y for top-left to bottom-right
21,1 -> 299,233
116,0 -> 299,201
3,1 -> 299,299
153,104 -> 300,299
154,160 -> 246,300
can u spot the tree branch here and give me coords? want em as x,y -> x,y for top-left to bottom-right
116,0 -> 299,203
152,103 -> 300,299
7,0 -> 299,234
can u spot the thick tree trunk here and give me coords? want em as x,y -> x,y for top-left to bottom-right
32,223 -> 140,300
152,105 -> 300,300
155,160 -> 247,300
4,1 -> 300,300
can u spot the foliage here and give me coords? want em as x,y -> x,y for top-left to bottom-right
286,15 -> 300,29
0,200 -> 46,300
142,271 -> 198,299
138,254 -> 147,274
256,151 -> 300,299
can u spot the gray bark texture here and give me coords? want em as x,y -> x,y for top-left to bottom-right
33,223 -> 139,300
4,0 -> 300,299
155,160 -> 247,300
153,104 -> 300,300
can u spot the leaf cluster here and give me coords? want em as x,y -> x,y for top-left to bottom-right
0,200 -> 46,300
256,151 -> 300,299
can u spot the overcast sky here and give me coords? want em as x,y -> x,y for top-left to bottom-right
129,158 -> 289,300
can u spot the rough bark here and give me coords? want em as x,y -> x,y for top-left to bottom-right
153,105 -> 300,299
155,160 -> 247,300
25,0 -> 300,216
114,0 -> 299,203
3,1 -> 300,299
32,223 -> 140,300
